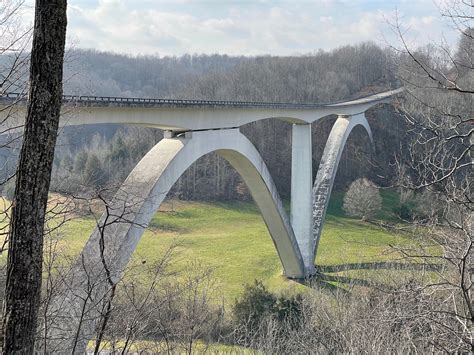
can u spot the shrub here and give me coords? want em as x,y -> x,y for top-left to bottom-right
233,280 -> 276,331
412,190 -> 443,220
398,203 -> 414,221
74,150 -> 89,174
233,280 -> 303,341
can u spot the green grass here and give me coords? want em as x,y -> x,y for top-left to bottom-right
88,339 -> 253,354
0,190 -> 440,354
52,189 -> 420,302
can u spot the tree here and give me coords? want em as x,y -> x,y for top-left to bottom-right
390,0 -> 473,350
0,0 -> 30,96
342,178 -> 382,220
74,150 -> 88,174
0,0 -> 31,259
84,153 -> 107,188
2,0 -> 67,353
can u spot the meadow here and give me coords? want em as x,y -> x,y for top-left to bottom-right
0,190 -> 437,352
51,190 -> 419,302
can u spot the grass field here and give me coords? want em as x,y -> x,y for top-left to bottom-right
47,189 -> 420,302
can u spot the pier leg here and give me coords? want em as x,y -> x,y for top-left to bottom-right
291,123 -> 315,274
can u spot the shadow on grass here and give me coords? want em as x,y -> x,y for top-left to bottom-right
298,273 -> 379,293
297,261 -> 444,292
317,261 -> 444,273
300,276 -> 345,293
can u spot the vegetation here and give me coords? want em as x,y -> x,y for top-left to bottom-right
233,280 -> 303,338
1,0 -> 67,352
0,0 -> 470,351
0,191 -> 434,352
342,178 -> 382,220
1,42 -> 405,201
16,190 -> 414,300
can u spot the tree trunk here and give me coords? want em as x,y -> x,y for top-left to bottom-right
2,1 -> 67,353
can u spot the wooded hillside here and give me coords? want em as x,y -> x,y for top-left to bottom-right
2,42 -> 406,200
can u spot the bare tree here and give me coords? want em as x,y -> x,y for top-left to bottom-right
2,0 -> 67,352
389,0 -> 473,351
0,0 -> 30,96
342,178 -> 382,220
0,0 -> 31,258
230,275 -> 455,353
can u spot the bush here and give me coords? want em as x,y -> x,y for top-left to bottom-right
231,279 -> 459,353
233,280 -> 303,340
74,150 -> 89,174
233,280 -> 276,330
343,178 -> 382,220
398,203 -> 414,221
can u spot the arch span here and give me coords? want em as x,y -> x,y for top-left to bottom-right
51,128 -> 305,353
312,113 -> 373,262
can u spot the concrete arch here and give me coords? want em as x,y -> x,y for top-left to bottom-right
51,128 -> 305,353
312,113 -> 373,262
94,128 -> 304,279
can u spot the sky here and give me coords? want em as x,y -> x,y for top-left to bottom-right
22,0 -> 459,56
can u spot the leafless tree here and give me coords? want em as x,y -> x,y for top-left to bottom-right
2,0 -> 67,352
231,276 -> 454,353
0,0 -> 30,258
0,0 -> 30,178
388,0 -> 473,351
342,178 -> 382,220
101,261 -> 222,354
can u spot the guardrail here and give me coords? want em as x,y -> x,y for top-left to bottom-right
0,92 -> 324,108
0,89 -> 400,109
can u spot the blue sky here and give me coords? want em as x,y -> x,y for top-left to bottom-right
24,0 -> 459,56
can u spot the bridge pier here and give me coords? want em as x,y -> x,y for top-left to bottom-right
290,123 -> 315,274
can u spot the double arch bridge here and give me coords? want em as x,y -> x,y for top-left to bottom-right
0,88 -> 402,351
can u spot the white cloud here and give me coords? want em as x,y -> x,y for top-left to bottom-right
29,0 -> 457,56
320,16 -> 333,23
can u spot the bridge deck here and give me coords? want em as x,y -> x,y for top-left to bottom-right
0,88 -> 402,131
0,89 -> 401,109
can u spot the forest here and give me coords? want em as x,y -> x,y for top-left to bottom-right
1,42 -> 406,201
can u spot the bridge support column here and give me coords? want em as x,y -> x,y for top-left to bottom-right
291,123 -> 315,274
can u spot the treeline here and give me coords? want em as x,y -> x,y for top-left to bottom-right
63,50 -> 246,98
4,42 -> 406,200
62,43 -> 397,102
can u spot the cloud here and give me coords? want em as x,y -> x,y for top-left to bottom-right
55,0 -> 457,56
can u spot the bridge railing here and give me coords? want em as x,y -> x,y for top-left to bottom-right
0,89 -> 401,109
0,91 -> 329,108
59,94 -> 322,108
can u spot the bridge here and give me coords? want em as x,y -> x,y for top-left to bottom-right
0,88 -> 402,352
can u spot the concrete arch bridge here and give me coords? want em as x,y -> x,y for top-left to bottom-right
0,89 -> 402,352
